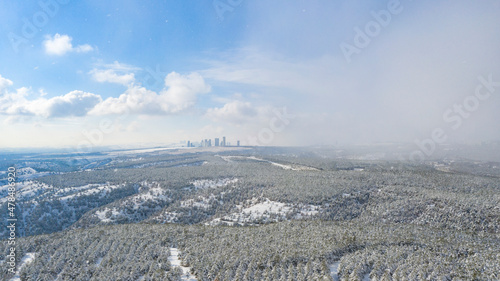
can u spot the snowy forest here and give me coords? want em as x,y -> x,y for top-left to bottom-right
0,145 -> 498,280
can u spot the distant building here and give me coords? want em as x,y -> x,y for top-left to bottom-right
187,141 -> 190,147
208,139 -> 212,147
215,138 -> 219,146
237,140 -> 240,147
222,136 -> 226,147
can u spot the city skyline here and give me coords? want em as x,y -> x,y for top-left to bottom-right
193,136 -> 240,148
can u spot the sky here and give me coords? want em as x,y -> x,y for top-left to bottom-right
1,0 -> 500,150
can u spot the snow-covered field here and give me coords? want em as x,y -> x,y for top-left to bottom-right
95,207 -> 124,223
329,262 -> 340,281
57,183 -> 125,201
10,253 -> 35,281
168,248 -> 197,281
191,178 -> 238,189
0,167 -> 52,182
0,181 -> 53,204
329,261 -> 370,281
93,183 -> 171,223
0,181 -> 126,204
220,155 -> 319,171
180,194 -> 220,210
207,198 -> 321,226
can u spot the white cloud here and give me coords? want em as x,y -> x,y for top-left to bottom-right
103,61 -> 141,72
206,100 -> 275,126
90,72 -> 210,115
160,72 -> 211,113
0,72 -> 210,120
89,61 -> 141,85
0,75 -> 13,91
89,86 -> 161,115
0,86 -> 101,118
206,100 -> 256,123
43,34 -> 94,56
90,69 -> 135,85
74,44 -> 94,53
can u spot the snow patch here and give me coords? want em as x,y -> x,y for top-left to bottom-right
156,211 -> 181,223
329,261 -> 340,281
95,207 -> 123,223
207,198 -> 321,226
0,181 -> 53,204
191,178 -> 238,189
10,252 -> 35,281
16,167 -> 37,175
168,248 -> 197,281
57,183 -> 124,201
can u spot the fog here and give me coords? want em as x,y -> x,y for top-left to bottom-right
202,0 -> 500,147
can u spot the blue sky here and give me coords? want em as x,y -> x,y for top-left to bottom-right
1,0 -> 500,149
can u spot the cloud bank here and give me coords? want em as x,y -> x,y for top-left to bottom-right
90,72 -> 210,115
0,72 -> 210,119
0,87 -> 101,118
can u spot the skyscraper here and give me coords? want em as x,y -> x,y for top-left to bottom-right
215,138 -> 219,146
222,136 -> 226,147
237,140 -> 240,147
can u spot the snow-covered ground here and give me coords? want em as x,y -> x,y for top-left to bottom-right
95,207 -> 124,223
0,181 -> 53,204
155,211 -> 181,223
191,178 -> 238,189
247,156 -> 319,171
180,194 -> 220,210
93,183 -> 171,223
57,183 -> 124,201
0,167 -> 52,182
329,262 -> 340,281
168,248 -> 197,281
15,167 -> 37,176
1,181 -> 125,204
329,261 -> 370,281
207,198 -> 321,226
10,253 -> 35,281
219,155 -> 318,171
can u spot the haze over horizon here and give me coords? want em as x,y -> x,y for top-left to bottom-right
1,0 -> 500,149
